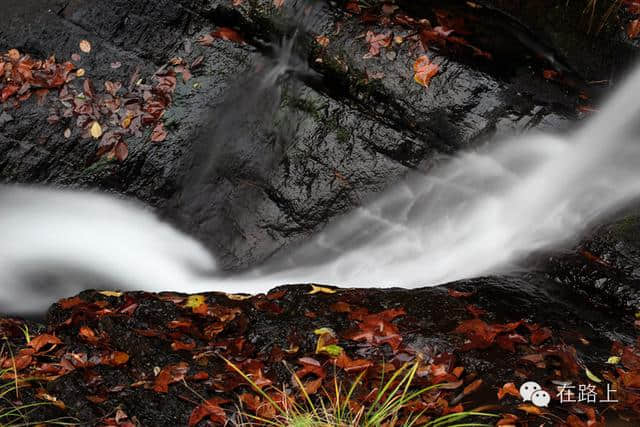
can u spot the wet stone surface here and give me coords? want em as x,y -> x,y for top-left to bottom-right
0,0 -> 599,269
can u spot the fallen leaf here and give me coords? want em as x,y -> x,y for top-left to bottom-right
497,382 -> 521,400
607,356 -> 621,364
8,49 -> 20,61
90,121 -> 102,139
185,295 -> 205,309
153,362 -> 189,393
79,40 -> 92,53
585,367 -> 602,383
463,379 -> 483,395
189,397 -> 229,426
29,334 -> 62,352
517,404 -> 543,415
448,289 -> 474,298
316,35 -> 330,48
308,285 -> 337,294
151,122 -> 167,142
628,19 -> 640,39
413,55 -> 439,87
99,290 -> 123,297
364,31 -> 391,57
114,141 -> 128,162
211,27 -> 245,44
530,327 -> 552,345
226,293 -> 252,301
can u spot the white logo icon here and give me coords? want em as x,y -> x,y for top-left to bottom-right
519,381 -> 542,401
531,390 -> 551,407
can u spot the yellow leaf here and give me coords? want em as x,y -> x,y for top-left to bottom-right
284,345 -> 299,354
122,114 -> 133,129
98,291 -> 122,297
76,68 -> 85,77
314,327 -> 336,336
607,356 -> 621,364
79,39 -> 92,53
185,294 -> 205,308
585,367 -> 602,383
308,285 -> 337,295
226,293 -> 252,301
90,121 -> 102,139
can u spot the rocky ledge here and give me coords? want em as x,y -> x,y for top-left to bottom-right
2,275 -> 640,426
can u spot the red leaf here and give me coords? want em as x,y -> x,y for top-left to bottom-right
627,19 -> 640,39
530,327 -> 552,345
153,362 -> 189,393
211,27 -> 245,44
171,340 -> 196,351
334,352 -> 373,372
466,304 -> 486,317
448,288 -> 475,298
1,84 -> 20,102
151,122 -> 167,142
188,397 -> 229,426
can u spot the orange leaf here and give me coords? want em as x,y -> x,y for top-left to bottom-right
627,19 -> 640,39
497,382 -> 521,400
413,55 -> 439,87
211,27 -> 244,44
29,334 -> 62,352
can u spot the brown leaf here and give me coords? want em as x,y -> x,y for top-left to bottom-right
153,362 -> 189,393
78,326 -> 99,344
114,141 -> 128,162
463,379 -> 483,395
448,288 -> 475,298
29,334 -> 62,352
628,19 -> 640,39
188,397 -> 229,426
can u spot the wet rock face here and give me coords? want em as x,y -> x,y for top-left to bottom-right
0,0 -> 589,271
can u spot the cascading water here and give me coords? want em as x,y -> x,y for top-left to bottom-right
3,34 -> 640,313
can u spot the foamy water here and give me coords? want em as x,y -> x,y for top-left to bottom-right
3,61 -> 640,312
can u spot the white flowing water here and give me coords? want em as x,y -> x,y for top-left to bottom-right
3,64 -> 640,312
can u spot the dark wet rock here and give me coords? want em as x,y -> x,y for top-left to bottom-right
540,213 -> 640,312
0,0 -> 609,272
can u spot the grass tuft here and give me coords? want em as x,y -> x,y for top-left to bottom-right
223,356 -> 497,427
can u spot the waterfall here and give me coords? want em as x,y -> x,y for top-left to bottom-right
2,40 -> 640,313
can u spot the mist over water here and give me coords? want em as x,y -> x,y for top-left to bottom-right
3,46 -> 640,312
